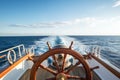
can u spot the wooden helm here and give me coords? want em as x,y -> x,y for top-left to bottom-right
30,42 -> 92,80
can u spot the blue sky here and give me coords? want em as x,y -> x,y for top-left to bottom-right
0,0 -> 120,36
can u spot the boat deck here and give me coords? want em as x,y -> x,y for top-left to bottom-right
19,66 -> 101,80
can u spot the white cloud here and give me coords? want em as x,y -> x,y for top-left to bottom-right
10,17 -> 103,28
6,16 -> 120,35
112,0 -> 120,7
9,16 -> 120,30
9,21 -> 72,28
10,24 -> 29,27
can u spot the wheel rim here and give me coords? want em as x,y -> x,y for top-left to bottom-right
30,48 -> 92,80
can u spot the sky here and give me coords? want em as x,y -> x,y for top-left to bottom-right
0,0 -> 120,36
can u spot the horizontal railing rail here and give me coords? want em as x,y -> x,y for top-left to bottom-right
0,44 -> 25,54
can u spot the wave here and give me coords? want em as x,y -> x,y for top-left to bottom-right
0,36 -> 120,71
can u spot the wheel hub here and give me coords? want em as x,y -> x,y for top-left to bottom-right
56,73 -> 67,80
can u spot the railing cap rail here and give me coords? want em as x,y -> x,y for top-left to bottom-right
0,44 -> 24,54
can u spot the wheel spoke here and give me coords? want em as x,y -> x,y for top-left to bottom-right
80,78 -> 86,80
65,61 -> 81,74
52,55 -> 60,72
39,65 -> 57,75
62,54 -> 67,71
67,75 -> 86,80
67,75 -> 81,79
46,77 -> 56,80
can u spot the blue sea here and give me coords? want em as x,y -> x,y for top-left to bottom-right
0,36 -> 120,71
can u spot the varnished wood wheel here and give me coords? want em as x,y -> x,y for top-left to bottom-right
30,48 -> 92,80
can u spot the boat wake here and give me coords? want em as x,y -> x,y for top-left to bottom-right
31,36 -> 87,56
30,36 -> 120,70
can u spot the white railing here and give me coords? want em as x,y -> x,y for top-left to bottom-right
91,46 -> 101,58
85,46 -> 101,58
0,44 -> 26,65
25,47 -> 35,55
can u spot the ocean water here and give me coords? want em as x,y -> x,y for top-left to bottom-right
0,36 -> 120,71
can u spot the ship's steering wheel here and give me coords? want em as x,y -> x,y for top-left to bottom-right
30,45 -> 92,80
